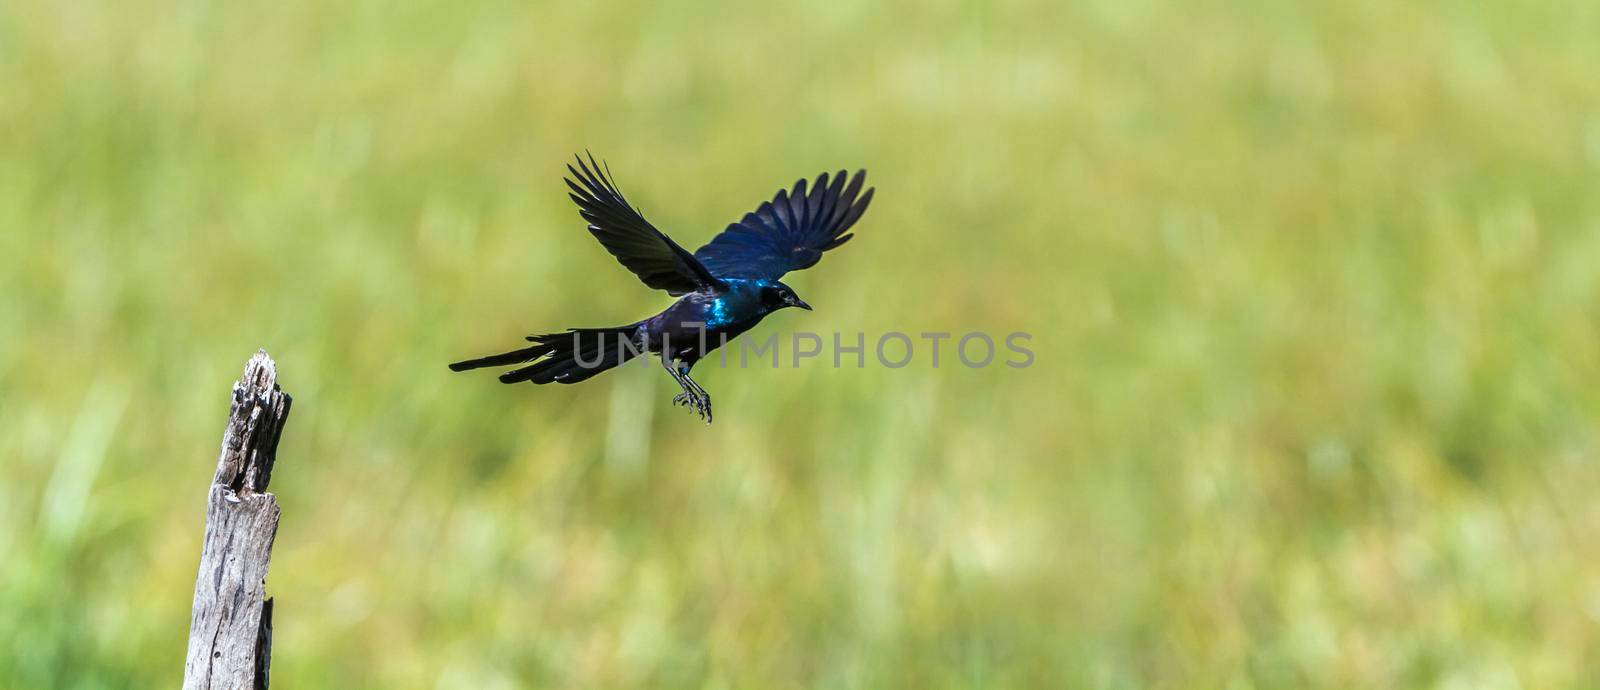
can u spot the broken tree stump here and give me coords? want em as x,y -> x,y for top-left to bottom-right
183,350 -> 292,690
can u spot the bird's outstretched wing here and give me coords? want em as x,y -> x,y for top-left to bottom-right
566,153 -> 722,295
693,170 -> 874,281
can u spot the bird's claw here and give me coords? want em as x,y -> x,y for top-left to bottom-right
671,390 -> 713,424
697,395 -> 713,424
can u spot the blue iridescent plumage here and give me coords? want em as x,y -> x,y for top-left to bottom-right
706,296 -> 732,330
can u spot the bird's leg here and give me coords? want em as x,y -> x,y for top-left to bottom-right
661,357 -> 693,406
677,363 -> 712,424
661,357 -> 709,422
660,357 -> 711,423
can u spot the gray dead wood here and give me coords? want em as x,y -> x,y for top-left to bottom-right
183,351 -> 292,690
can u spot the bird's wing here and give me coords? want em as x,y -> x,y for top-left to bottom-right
693,169 -> 874,281
566,153 -> 723,295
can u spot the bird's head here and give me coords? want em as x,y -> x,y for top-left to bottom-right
761,282 -> 812,312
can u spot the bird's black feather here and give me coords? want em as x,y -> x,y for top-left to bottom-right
488,326 -> 641,385
448,342 -> 556,372
694,169 -> 873,281
565,153 -> 722,295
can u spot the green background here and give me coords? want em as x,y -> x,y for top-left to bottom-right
4,0 -> 1600,687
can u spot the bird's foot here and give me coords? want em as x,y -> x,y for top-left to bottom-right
671,390 -> 713,424
695,393 -> 713,425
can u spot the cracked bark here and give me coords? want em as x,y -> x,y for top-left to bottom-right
183,351 -> 291,690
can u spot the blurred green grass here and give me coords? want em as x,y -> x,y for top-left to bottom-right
4,0 -> 1600,687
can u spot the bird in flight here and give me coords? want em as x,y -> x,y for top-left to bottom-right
449,153 -> 875,424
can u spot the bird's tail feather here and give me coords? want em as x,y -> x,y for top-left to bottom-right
447,343 -> 557,372
451,325 -> 642,385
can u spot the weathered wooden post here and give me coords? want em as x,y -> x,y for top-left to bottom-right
183,351 -> 292,690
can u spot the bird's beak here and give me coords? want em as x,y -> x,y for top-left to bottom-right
793,298 -> 812,311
